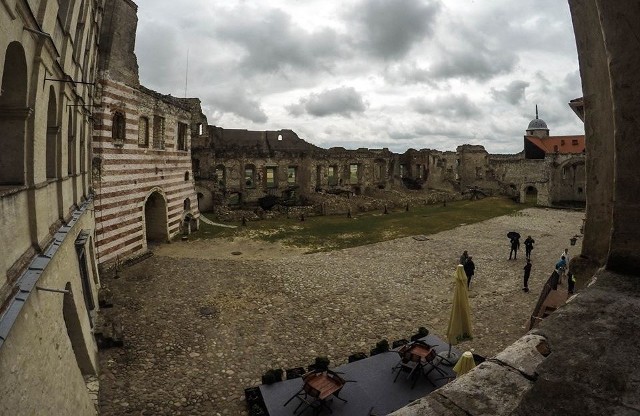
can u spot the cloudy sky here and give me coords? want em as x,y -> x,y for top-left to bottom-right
134,0 -> 584,154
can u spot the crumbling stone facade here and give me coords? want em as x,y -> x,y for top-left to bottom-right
92,0 -> 201,267
1,0 -> 104,414
192,118 -> 585,213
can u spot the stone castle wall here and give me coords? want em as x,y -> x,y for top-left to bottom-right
192,130 -> 585,211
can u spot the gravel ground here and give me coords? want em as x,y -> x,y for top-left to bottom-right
98,207 -> 584,416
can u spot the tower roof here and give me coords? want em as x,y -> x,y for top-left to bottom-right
527,105 -> 549,131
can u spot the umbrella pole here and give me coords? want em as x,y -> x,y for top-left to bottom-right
438,343 -> 459,366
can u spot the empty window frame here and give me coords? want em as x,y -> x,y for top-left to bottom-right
215,165 -> 225,187
287,167 -> 297,185
266,167 -> 277,188
327,166 -> 337,186
245,165 -> 255,188
152,115 -> 165,149
400,164 -> 407,178
112,111 -> 126,147
138,116 -> 149,147
349,164 -> 359,184
177,122 -> 188,151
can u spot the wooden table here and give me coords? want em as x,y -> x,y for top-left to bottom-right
304,371 -> 345,400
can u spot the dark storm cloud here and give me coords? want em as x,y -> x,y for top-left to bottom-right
215,8 -> 344,75
350,0 -> 441,59
204,86 -> 268,124
409,94 -> 481,119
287,87 -> 367,118
491,80 -> 530,105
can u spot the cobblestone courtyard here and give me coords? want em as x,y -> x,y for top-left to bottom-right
98,208 -> 584,415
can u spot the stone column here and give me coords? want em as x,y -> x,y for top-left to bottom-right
568,0 -> 615,267
596,1 -> 640,274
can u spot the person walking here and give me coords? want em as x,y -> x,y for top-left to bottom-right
523,259 -> 532,292
560,248 -> 569,261
464,256 -> 475,288
524,236 -> 535,260
459,250 -> 469,265
509,237 -> 520,260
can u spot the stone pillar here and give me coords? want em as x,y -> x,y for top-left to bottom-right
568,0 -> 615,267
596,1 -> 640,275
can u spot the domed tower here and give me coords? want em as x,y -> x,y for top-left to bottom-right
526,105 -> 549,138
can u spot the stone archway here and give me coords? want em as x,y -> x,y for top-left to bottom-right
0,42 -> 29,186
144,191 -> 168,244
521,185 -> 538,205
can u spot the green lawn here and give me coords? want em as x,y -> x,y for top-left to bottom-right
195,197 -> 524,252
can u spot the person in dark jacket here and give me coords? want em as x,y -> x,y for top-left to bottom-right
509,237 -> 520,260
524,236 -> 535,260
523,259 -> 532,292
464,256 -> 475,288
459,250 -> 469,265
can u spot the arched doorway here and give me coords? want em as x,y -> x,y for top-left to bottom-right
0,42 -> 29,186
524,185 -> 538,205
144,191 -> 168,244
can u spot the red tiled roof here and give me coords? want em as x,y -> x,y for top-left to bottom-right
525,135 -> 585,154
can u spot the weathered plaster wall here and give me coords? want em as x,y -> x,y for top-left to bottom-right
1,0 -> 100,294
0,206 -> 100,416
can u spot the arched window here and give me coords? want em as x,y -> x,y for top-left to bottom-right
0,42 -> 29,186
112,111 -> 125,147
184,171 -> 190,181
67,112 -> 75,175
46,87 -> 59,179
183,198 -> 191,211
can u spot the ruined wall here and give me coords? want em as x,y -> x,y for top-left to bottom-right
193,126 -> 585,209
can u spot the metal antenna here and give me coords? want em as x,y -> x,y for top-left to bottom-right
184,48 -> 189,98
535,104 -> 539,119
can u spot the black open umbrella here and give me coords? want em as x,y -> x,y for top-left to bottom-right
507,231 -> 520,240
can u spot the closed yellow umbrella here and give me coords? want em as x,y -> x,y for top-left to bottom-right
453,351 -> 476,376
440,265 -> 473,364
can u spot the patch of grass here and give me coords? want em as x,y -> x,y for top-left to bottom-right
193,197 -> 524,252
